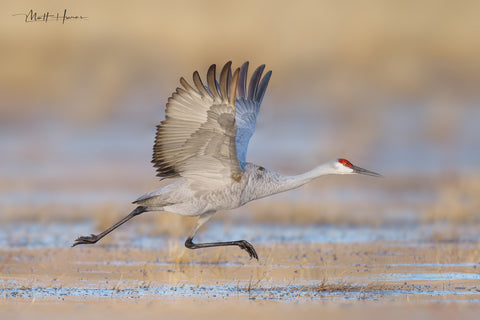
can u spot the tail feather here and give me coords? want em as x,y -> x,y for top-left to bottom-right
133,194 -> 173,208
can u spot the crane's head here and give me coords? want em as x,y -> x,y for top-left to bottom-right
333,158 -> 382,177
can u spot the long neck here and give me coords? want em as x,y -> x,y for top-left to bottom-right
275,162 -> 335,193
244,161 -> 338,203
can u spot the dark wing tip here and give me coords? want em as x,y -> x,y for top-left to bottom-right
238,62 -> 250,98
255,70 -> 272,105
193,70 -> 210,97
180,76 -> 197,94
220,61 -> 232,101
229,67 -> 240,106
248,64 -> 266,101
207,64 -> 221,100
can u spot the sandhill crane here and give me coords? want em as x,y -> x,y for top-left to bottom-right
73,61 -> 381,260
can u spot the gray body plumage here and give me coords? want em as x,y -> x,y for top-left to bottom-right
134,162 -> 298,216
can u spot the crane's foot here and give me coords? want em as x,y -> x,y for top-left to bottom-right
237,240 -> 259,260
72,234 -> 100,247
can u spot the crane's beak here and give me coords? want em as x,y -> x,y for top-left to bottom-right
352,165 -> 382,177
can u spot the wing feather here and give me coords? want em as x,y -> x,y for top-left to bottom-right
238,62 -> 249,98
219,61 -> 231,100
229,68 -> 240,106
247,64 -> 265,101
180,77 -> 198,96
255,70 -> 272,105
235,63 -> 272,166
207,65 -> 221,101
152,61 -> 242,188
193,71 -> 210,97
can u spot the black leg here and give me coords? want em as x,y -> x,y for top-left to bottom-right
184,237 -> 259,260
72,206 -> 147,247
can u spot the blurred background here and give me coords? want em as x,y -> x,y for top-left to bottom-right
1,0 -> 479,229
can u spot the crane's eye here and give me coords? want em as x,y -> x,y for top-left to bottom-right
338,158 -> 353,168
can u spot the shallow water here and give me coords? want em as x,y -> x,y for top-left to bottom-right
3,282 -> 480,302
1,221 -> 480,304
1,221 -> 479,249
379,273 -> 480,281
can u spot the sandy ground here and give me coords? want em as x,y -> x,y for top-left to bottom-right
1,221 -> 480,320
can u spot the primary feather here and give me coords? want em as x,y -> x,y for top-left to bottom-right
235,62 -> 272,166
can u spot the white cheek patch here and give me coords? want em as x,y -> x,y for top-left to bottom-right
334,162 -> 354,174
341,166 -> 354,174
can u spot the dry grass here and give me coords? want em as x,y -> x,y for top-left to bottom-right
2,172 -> 480,230
249,200 -> 383,226
2,0 -> 480,125
423,174 -> 480,223
237,278 -> 389,297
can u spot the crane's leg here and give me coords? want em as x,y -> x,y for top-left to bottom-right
184,211 -> 259,260
72,206 -> 147,247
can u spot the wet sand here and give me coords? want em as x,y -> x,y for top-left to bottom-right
1,221 -> 480,319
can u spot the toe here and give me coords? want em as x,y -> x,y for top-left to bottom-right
239,240 -> 259,260
72,234 -> 98,246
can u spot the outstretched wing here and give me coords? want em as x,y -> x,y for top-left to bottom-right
152,62 -> 242,188
235,62 -> 272,167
